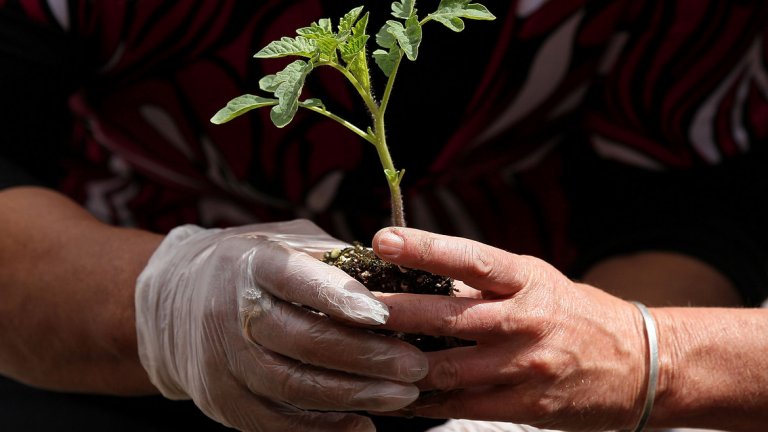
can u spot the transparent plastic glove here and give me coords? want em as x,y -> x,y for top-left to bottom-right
135,220 -> 428,432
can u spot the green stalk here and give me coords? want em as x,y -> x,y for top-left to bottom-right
372,53 -> 406,227
373,110 -> 406,227
302,104 -> 376,144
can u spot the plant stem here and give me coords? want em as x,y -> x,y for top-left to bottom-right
373,53 -> 406,227
324,48 -> 409,227
373,113 -> 406,227
302,104 -> 376,144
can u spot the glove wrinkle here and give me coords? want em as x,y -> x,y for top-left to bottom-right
135,221 -> 425,431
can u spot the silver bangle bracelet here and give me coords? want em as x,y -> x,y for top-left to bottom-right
628,301 -> 660,432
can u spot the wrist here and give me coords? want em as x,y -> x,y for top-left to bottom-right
77,224 -> 164,395
620,302 -> 659,432
648,307 -> 768,431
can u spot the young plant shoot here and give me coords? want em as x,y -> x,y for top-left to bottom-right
211,0 -> 495,227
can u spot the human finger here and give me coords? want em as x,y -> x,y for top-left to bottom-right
373,227 -> 549,297
374,292 -> 511,341
391,386 -> 512,423
202,378 -> 377,432
415,344 -> 532,392
230,344 -> 420,412
237,238 -> 390,325
452,280 -> 484,299
245,297 -> 428,383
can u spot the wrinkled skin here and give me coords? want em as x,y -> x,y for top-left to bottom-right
370,227 -> 646,432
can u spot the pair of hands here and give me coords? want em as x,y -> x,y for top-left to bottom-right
135,220 -> 647,431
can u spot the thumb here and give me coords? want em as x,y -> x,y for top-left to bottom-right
373,227 -> 543,297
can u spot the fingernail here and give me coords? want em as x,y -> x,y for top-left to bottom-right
377,231 -> 404,259
348,294 -> 389,325
402,356 -> 429,382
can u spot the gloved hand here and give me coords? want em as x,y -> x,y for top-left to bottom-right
135,220 -> 428,431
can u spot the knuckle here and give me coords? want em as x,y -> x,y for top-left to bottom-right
438,300 -> 469,334
520,255 -> 558,288
239,286 -> 276,323
415,235 -> 437,264
464,244 -> 495,280
428,358 -> 464,390
521,353 -> 558,378
514,356 -> 571,419
527,394 -> 559,420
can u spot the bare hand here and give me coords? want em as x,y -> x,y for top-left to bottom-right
371,227 -> 649,431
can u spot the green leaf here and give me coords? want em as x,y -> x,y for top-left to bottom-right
339,33 -> 367,64
381,17 -> 422,61
428,0 -> 496,32
384,168 -> 398,183
297,18 -> 334,38
403,16 -> 423,60
338,10 -> 371,92
384,168 -> 405,186
391,0 -> 416,19
338,6 -> 365,36
254,36 -> 317,59
373,47 -> 399,77
315,35 -> 339,61
210,94 -> 277,124
317,18 -> 333,33
258,59 -> 314,128
352,11 -> 369,37
295,18 -> 335,59
376,22 -> 397,50
341,33 -> 371,91
300,98 -> 325,109
339,11 -> 369,62
373,19 -> 401,75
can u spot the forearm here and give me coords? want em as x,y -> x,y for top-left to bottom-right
0,186 -> 163,395
585,254 -> 768,429
651,307 -> 768,431
583,251 -> 743,307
